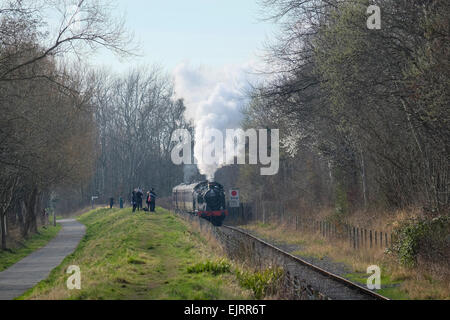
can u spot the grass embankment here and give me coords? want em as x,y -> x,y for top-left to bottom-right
0,224 -> 62,272
242,222 -> 449,300
19,207 -> 252,300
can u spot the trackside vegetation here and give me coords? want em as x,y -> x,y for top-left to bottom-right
187,260 -> 284,299
243,222 -> 450,300
18,207 -> 254,300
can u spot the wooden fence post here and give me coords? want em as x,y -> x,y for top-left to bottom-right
364,229 -> 367,248
375,231 -> 378,247
348,225 -> 352,246
353,227 -> 356,249
370,230 -> 373,248
380,231 -> 383,247
360,228 -> 363,247
349,226 -> 354,246
357,228 -> 361,249
359,228 -> 362,248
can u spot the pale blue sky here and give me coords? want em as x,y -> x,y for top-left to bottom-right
91,0 -> 275,71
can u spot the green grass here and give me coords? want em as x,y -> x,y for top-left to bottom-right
187,260 -> 231,275
345,271 -> 409,300
236,267 -> 284,299
18,207 -> 251,300
0,224 -> 62,272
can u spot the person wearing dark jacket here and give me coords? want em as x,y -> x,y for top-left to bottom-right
131,189 -> 137,212
136,188 -> 143,211
149,188 -> 157,212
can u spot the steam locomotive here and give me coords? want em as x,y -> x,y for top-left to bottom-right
172,181 -> 228,226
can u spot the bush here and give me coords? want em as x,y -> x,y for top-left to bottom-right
187,259 -> 231,275
391,215 -> 450,268
236,267 -> 284,299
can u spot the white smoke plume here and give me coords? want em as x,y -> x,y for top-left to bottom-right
173,62 -> 257,180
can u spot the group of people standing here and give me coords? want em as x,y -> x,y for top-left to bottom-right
131,187 -> 157,212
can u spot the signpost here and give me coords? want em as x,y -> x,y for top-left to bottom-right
91,196 -> 99,209
229,189 -> 240,208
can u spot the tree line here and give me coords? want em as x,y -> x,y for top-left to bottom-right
0,0 -> 189,249
231,0 -> 448,217
86,67 -> 192,208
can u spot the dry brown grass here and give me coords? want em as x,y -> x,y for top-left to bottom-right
383,261 -> 450,300
242,215 -> 450,300
244,222 -> 386,272
346,207 -> 425,232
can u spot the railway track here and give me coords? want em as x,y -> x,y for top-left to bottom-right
175,209 -> 389,300
219,224 -> 389,300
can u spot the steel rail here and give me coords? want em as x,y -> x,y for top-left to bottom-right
222,224 -> 389,300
